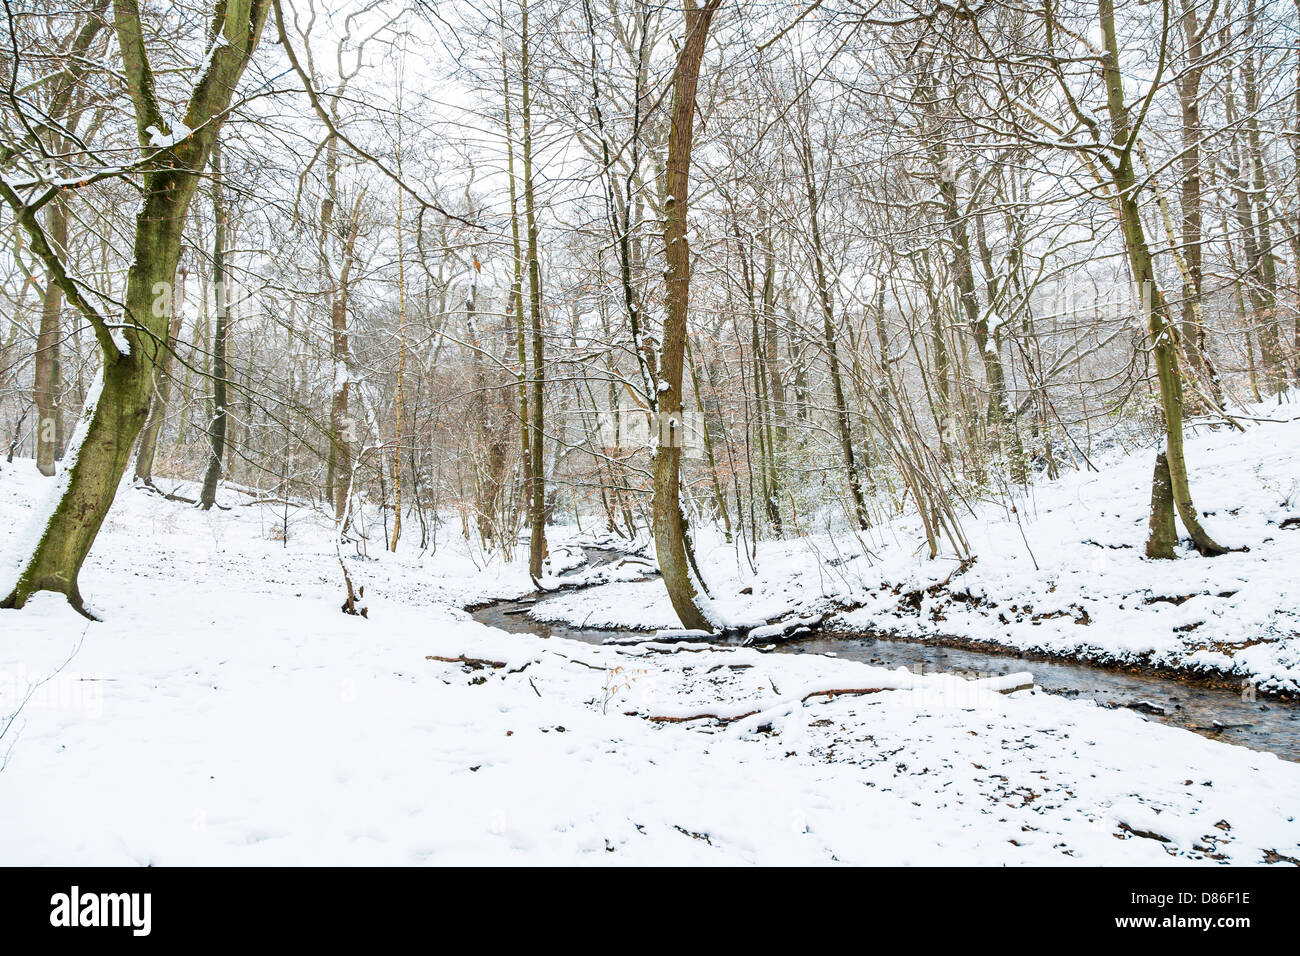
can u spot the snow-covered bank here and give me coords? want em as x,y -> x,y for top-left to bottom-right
1,456 -> 1299,864
534,408 -> 1300,695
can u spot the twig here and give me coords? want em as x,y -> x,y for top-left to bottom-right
0,625 -> 88,774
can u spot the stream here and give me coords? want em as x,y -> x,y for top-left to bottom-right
471,548 -> 1300,762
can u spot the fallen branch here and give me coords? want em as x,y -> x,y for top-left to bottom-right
426,654 -> 505,669
633,686 -> 892,725
139,481 -> 197,505
549,652 -> 606,671
425,654 -> 534,674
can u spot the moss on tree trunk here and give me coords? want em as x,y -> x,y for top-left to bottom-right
1145,451 -> 1177,559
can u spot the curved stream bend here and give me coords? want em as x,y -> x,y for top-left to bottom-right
471,548 -> 1300,761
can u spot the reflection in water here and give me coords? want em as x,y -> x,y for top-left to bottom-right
470,550 -> 1300,762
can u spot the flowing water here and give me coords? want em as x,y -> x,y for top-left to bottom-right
471,548 -> 1300,761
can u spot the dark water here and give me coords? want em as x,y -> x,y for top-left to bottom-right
471,549 -> 1300,762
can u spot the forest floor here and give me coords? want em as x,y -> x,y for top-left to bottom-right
2,407 -> 1300,864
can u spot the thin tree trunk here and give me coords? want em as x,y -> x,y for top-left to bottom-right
390,115 -> 407,551
200,141 -> 228,510
521,0 -> 547,579
500,12 -> 533,539
328,192 -> 363,523
1241,0 -> 1286,391
1173,0 -> 1222,403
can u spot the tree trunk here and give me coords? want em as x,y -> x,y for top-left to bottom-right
1241,0 -> 1286,392
390,121 -> 407,551
501,28 -> 533,541
1098,0 -> 1227,558
653,0 -> 721,632
1173,0 -> 1222,404
34,197 -> 67,476
327,192 -> 362,524
522,0 -> 548,579
200,141 -> 228,510
1145,452 -> 1176,559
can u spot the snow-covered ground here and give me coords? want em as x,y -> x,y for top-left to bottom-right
1,423 -> 1299,864
535,406 -> 1300,696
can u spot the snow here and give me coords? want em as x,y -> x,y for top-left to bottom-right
109,326 -> 131,356
144,121 -> 193,149
1,423 -> 1299,863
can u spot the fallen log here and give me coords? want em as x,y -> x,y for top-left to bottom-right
744,612 -> 826,645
